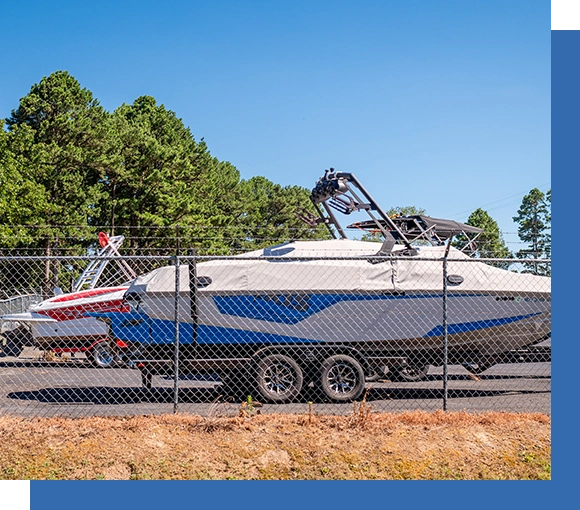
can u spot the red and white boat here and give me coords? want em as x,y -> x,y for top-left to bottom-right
1,233 -> 136,367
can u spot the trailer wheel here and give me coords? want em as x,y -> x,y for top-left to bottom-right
320,354 -> 365,402
141,369 -> 152,389
463,362 -> 491,375
0,336 -> 23,358
221,369 -> 251,400
88,341 -> 116,368
255,354 -> 303,403
390,364 -> 430,382
0,326 -> 30,358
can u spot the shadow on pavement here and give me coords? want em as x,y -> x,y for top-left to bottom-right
7,384 -> 547,406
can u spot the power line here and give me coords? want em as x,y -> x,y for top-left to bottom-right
444,182 -> 551,221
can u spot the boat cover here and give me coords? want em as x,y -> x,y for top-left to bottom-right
125,239 -> 550,295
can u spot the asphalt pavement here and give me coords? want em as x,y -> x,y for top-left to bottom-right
0,348 -> 551,418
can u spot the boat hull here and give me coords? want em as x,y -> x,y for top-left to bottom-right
2,287 -> 129,351
30,317 -> 109,349
113,289 -> 551,366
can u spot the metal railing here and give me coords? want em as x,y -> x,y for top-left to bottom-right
0,294 -> 44,335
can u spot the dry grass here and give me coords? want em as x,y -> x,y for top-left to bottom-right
0,410 -> 550,480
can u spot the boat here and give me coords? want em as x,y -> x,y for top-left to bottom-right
89,170 -> 551,403
1,232 -> 136,366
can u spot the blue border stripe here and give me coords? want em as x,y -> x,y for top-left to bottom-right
422,312 -> 541,337
212,292 -> 493,325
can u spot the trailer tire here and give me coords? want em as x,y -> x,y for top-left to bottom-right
320,354 -> 365,402
221,369 -> 252,400
0,336 -> 24,358
255,354 -> 303,403
463,362 -> 491,375
88,341 -> 116,368
390,364 -> 430,382
0,326 -> 30,358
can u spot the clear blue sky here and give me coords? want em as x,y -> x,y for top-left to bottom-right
0,0 -> 550,250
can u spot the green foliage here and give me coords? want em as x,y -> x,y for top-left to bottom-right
96,97 -> 328,253
233,176 -> 330,251
97,95 -> 217,250
359,206 -> 426,242
5,70 -> 112,251
461,208 -> 511,259
1,72 -> 328,261
512,188 -> 551,275
3,71 -> 118,293
543,189 -> 551,260
386,205 -> 426,217
0,130 -> 47,247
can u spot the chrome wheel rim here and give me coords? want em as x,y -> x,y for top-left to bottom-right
95,345 -> 114,366
263,362 -> 296,395
327,362 -> 358,395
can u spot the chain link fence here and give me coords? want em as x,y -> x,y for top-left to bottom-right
0,249 -> 551,418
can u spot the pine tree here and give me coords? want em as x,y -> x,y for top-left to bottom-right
234,176 -> 330,251
465,208 -> 511,259
513,188 -> 551,275
4,71 -> 114,293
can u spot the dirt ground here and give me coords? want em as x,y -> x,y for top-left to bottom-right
0,409 -> 550,480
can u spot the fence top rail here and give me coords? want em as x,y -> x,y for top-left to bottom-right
0,254 -> 551,264
0,293 -> 43,304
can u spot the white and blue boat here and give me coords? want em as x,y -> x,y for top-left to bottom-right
90,170 -> 551,403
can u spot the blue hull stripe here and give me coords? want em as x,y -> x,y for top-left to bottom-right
89,309 -> 543,345
149,320 -> 322,345
213,293 -> 441,325
422,313 -> 541,337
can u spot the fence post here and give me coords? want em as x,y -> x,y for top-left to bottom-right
173,254 -> 180,414
442,237 -> 453,412
188,249 -> 198,356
